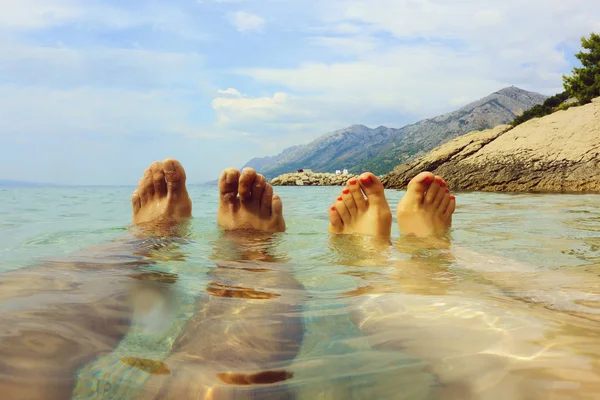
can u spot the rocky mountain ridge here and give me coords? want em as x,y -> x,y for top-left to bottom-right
243,87 -> 548,177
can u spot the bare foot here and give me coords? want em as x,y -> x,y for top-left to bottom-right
396,172 -> 456,237
328,173 -> 392,237
217,167 -> 285,232
131,159 -> 192,225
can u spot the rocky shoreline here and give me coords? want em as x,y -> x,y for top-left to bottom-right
270,171 -> 358,186
382,97 -> 600,193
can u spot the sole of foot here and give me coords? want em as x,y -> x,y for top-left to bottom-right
217,167 -> 286,233
396,172 -> 456,238
131,159 -> 192,226
328,173 -> 392,238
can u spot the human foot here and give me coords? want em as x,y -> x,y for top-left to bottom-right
131,159 -> 192,225
217,167 -> 286,233
328,173 -> 392,237
396,172 -> 455,237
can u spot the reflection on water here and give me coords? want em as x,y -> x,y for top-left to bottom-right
0,187 -> 600,399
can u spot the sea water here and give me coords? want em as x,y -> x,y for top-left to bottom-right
1,185 -> 600,399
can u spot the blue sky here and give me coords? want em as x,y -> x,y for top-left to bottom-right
1,0 -> 599,185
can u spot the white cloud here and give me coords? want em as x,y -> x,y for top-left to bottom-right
0,85 -> 199,138
228,11 -> 265,33
217,88 -> 243,97
0,0 -> 209,40
0,42 -> 206,90
228,0 -> 599,130
212,91 -> 293,124
210,89 -> 345,148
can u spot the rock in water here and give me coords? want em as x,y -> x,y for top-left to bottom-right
382,97 -> 600,193
271,172 -> 358,186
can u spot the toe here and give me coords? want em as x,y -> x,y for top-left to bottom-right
150,161 -> 167,197
358,173 -> 387,206
347,178 -> 367,212
432,183 -> 447,209
162,158 -> 187,198
131,191 -> 141,214
438,192 -> 451,216
138,177 -> 149,205
341,187 -> 358,217
238,168 -> 258,202
271,194 -> 285,231
424,176 -> 445,205
219,168 -> 240,207
251,174 -> 267,202
445,196 -> 456,219
261,184 -> 273,216
272,194 -> 283,216
335,196 -> 351,225
405,172 -> 435,204
328,205 -> 344,233
143,168 -> 155,197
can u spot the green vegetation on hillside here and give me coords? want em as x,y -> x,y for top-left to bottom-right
511,32 -> 599,127
510,92 -> 570,126
564,32 -> 600,104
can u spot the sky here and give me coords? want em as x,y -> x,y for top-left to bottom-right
1,0 -> 599,185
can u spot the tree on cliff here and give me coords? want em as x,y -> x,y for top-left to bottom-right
563,32 -> 600,104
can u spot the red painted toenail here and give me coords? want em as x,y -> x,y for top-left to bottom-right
445,188 -> 450,193
359,175 -> 373,185
423,176 -> 434,183
450,195 -> 456,200
330,206 -> 336,211
337,197 -> 343,201
342,189 -> 350,194
348,179 -> 358,185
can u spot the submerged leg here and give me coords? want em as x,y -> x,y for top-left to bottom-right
0,159 -> 193,399
141,168 -> 303,399
331,172 -> 600,399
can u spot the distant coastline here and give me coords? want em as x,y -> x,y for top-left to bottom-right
0,179 -> 55,187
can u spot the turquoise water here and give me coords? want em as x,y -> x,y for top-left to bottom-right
1,185 -> 600,399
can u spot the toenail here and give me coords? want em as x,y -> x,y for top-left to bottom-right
330,206 -> 336,211
226,171 -> 236,184
342,189 -> 350,194
445,188 -> 450,193
359,175 -> 373,185
423,176 -> 434,183
337,197 -> 343,201
348,179 -> 358,185
450,195 -> 456,200
164,162 -> 175,173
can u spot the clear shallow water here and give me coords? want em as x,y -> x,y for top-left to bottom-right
1,185 -> 600,399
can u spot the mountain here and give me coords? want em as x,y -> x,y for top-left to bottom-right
241,87 -> 548,177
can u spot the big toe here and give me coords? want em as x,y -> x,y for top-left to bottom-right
358,173 -> 386,206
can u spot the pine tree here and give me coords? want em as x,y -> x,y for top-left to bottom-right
563,32 -> 600,104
